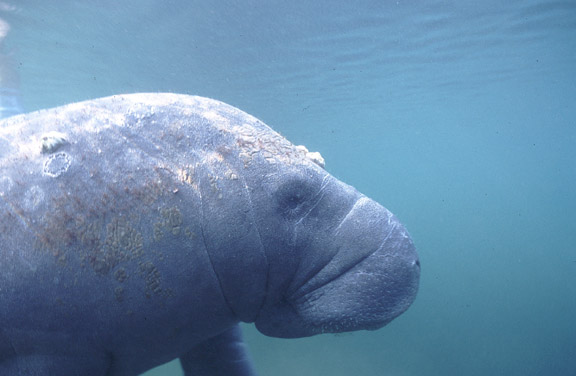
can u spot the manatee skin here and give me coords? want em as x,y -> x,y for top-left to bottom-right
0,93 -> 420,375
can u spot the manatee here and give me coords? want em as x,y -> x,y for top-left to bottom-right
0,93 -> 420,375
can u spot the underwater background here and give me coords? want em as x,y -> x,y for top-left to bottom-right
1,0 -> 574,375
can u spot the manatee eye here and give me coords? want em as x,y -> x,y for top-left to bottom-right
282,191 -> 306,210
275,176 -> 318,218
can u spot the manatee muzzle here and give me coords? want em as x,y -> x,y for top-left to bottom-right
255,196 -> 420,338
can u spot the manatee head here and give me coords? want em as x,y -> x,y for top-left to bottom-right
242,155 -> 420,338
139,94 -> 420,339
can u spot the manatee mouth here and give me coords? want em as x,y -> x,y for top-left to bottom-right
255,197 -> 420,338
290,196 -> 416,301
293,219 -> 420,334
290,201 -> 402,302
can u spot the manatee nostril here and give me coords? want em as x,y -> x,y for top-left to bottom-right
414,259 -> 421,268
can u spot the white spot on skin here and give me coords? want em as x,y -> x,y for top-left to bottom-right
203,110 -> 230,126
0,176 -> 13,196
43,152 -> 71,177
23,185 -> 44,210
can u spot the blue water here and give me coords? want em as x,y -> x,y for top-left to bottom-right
2,0 -> 575,375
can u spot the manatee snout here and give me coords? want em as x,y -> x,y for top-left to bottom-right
352,215 -> 420,330
298,198 -> 420,333
255,195 -> 420,338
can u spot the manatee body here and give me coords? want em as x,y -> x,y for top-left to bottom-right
0,93 -> 420,375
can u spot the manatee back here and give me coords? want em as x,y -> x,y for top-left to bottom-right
0,94 -> 320,368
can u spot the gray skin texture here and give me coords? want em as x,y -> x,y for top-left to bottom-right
0,93 -> 420,375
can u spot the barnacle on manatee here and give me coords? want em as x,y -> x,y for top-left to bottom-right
41,132 -> 69,154
295,145 -> 325,168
